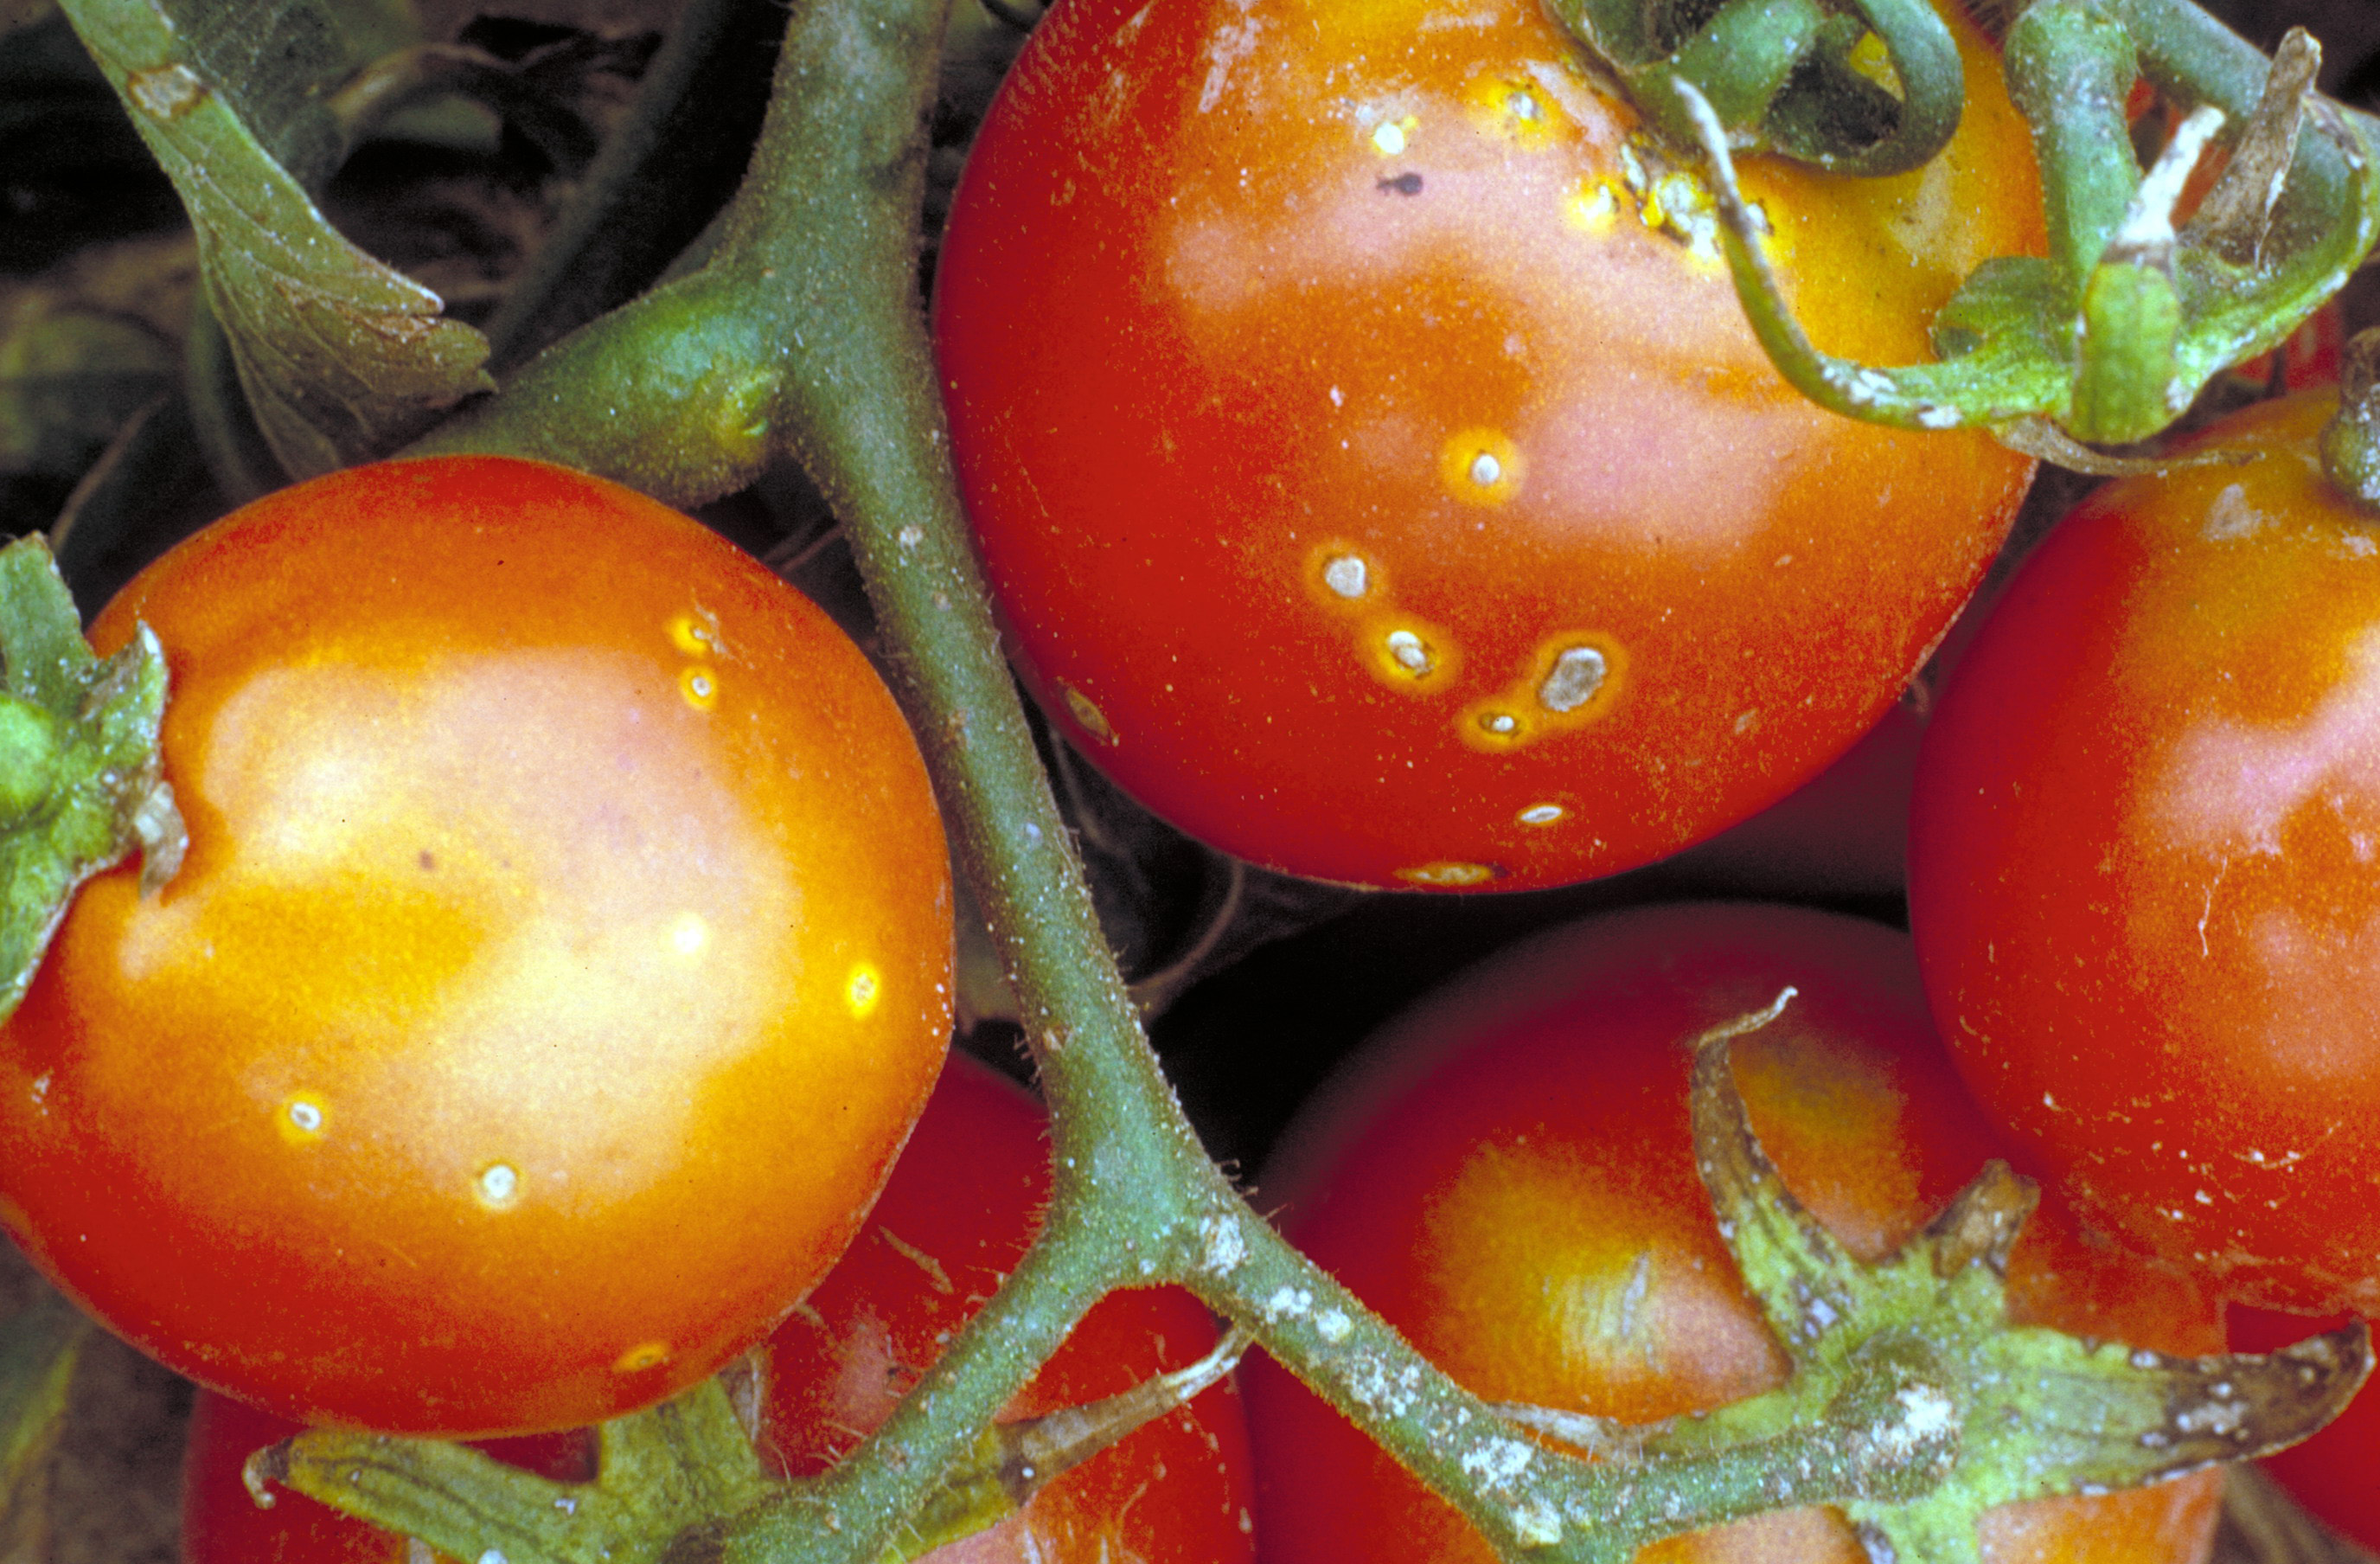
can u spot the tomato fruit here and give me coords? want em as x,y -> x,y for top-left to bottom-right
1242,902 -> 2224,1562
762,1052 -> 1256,1561
1909,389 -> 2380,1314
934,0 -> 2042,891
178,1054 -> 1253,1564
181,1392 -> 593,1564
0,456 -> 954,1435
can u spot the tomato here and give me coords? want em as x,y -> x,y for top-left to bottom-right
0,457 -> 954,1435
181,1392 -> 593,1564
760,1052 -> 1257,1561
1650,695 -> 1927,898
1909,389 -> 2380,1315
180,1055 -> 1256,1564
934,0 -> 2041,891
1241,902 -> 2224,1562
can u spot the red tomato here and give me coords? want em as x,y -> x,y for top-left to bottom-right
1650,696 -> 1927,898
1909,389 -> 2380,1314
761,1053 -> 1257,1562
178,1056 -> 1254,1564
0,457 -> 954,1434
181,1393 -> 592,1564
1243,903 -> 2224,1562
935,0 -> 2042,891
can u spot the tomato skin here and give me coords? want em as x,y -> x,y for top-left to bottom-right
1242,903 -> 2223,1563
1910,390 -> 2380,1314
936,0 -> 2040,891
761,1053 -> 1257,1563
0,457 -> 954,1435
177,1056 -> 1252,1564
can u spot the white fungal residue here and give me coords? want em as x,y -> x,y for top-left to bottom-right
1539,646 -> 1607,712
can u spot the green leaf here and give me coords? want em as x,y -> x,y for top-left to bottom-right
0,290 -> 176,480
55,0 -> 491,478
0,535 -> 180,1026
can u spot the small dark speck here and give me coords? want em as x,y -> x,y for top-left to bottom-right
1377,172 -> 1424,196
418,850 -> 437,871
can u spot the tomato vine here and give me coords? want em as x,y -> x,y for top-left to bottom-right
6,0 -> 2380,1558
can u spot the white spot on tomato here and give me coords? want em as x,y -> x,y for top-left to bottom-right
477,1163 -> 520,1207
1539,646 -> 1609,712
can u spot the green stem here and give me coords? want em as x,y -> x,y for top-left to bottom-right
2004,0 -> 2145,290
395,0 -> 2375,1560
725,1212 -> 1116,1563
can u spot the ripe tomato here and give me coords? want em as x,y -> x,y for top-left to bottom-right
1242,903 -> 2224,1562
180,1055 -> 1255,1564
0,457 -> 954,1435
1909,389 -> 2380,1315
760,1053 -> 1257,1561
181,1392 -> 593,1564
935,0 -> 2042,891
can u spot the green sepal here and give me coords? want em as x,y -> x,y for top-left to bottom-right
257,1377 -> 775,1564
0,534 -> 179,1028
54,0 -> 491,478
259,1329 -> 1252,1564
1669,1006 -> 2371,1564
1667,22 -> 2380,464
2073,261 -> 2185,445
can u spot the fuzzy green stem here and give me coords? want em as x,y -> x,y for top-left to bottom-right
723,1211 -> 1117,1562
2005,0 -> 2145,290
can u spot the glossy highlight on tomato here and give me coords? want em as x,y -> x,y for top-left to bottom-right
1911,388 -> 2380,1315
761,1053 -> 1257,1562
0,457 -> 954,1435
936,0 -> 2042,891
1244,903 -> 2223,1563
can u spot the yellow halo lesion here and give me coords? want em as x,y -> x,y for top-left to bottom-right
680,666 -> 720,710
1464,72 -> 1566,150
1396,861 -> 1497,888
1439,428 -> 1523,509
668,612 -> 725,657
1363,617 -> 1461,691
846,963 -> 883,1018
614,1341 -> 671,1375
278,1093 -> 329,1144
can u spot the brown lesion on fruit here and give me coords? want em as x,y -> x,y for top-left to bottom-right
1458,635 -> 1625,753
1362,617 -> 1461,692
1395,861 -> 1497,888
1613,136 -> 1772,268
1463,70 -> 1568,151
1060,684 -> 1114,744
1304,544 -> 1378,609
